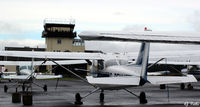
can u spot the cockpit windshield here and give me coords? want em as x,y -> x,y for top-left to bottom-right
19,66 -> 32,70
19,66 -> 27,70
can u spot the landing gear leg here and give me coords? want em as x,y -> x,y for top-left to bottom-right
180,83 -> 185,90
139,92 -> 147,104
74,88 -> 100,105
100,90 -> 104,102
124,88 -> 147,104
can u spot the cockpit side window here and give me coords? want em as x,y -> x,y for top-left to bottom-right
105,59 -> 128,68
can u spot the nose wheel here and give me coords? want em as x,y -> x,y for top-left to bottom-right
187,83 -> 193,90
43,84 -> 47,92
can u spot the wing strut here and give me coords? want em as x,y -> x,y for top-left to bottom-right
47,59 -> 97,88
148,58 -> 166,69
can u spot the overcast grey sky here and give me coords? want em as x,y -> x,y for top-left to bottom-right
0,0 -> 200,52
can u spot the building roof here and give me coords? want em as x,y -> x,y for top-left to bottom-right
5,46 -> 45,51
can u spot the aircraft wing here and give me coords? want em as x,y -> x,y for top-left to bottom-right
0,60 -> 87,66
149,60 -> 200,65
0,51 -> 133,60
148,75 -> 197,85
148,50 -> 200,65
1,75 -> 29,80
1,31 -> 200,60
35,75 -> 62,79
79,31 -> 200,44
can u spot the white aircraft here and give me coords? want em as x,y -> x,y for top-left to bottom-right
0,30 -> 200,104
141,50 -> 200,89
0,59 -> 86,93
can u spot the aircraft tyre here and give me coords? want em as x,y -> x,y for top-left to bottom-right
43,84 -> 47,92
74,93 -> 83,105
23,92 -> 32,105
12,92 -> 21,103
187,84 -> 193,90
160,84 -> 166,89
4,85 -> 8,92
180,83 -> 185,90
139,92 -> 147,104
100,92 -> 104,102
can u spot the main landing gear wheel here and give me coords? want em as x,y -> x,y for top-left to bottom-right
139,92 -> 147,104
100,92 -> 104,102
43,84 -> 47,92
180,83 -> 185,90
74,93 -> 83,105
4,85 -> 8,93
187,84 -> 193,90
160,84 -> 166,89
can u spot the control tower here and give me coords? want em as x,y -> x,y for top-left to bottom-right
42,18 -> 86,77
42,18 -> 84,52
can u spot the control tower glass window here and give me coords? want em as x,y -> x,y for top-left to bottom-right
57,39 -> 62,44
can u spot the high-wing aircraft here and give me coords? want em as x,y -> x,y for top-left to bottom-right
143,50 -> 200,89
0,30 -> 200,104
0,59 -> 86,93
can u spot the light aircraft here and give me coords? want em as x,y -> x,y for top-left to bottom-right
1,30 -> 200,104
182,65 -> 200,80
0,59 -> 86,92
145,50 -> 200,89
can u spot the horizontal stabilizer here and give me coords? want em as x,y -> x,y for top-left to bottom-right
148,75 -> 197,84
86,76 -> 140,89
35,75 -> 62,79
1,75 -> 29,80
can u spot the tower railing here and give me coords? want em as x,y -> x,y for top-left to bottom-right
44,18 -> 75,25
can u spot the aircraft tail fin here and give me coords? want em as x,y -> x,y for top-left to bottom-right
136,42 -> 150,85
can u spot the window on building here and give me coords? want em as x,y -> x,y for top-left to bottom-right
57,39 -> 62,44
72,39 -> 84,46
